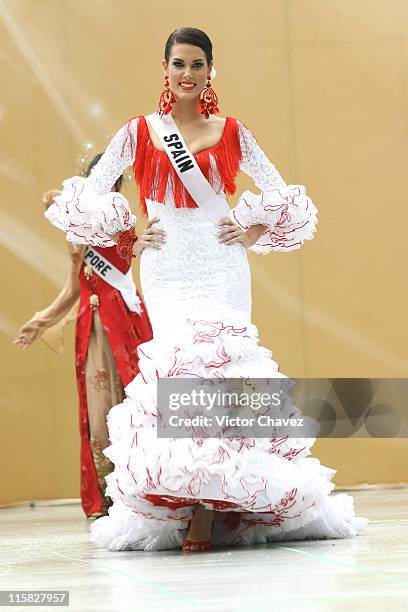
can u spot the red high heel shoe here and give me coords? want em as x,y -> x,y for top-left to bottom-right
182,538 -> 211,553
182,510 -> 214,553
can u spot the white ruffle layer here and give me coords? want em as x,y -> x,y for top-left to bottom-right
44,176 -> 136,246
91,490 -> 368,552
90,305 -> 368,551
232,184 -> 318,254
44,174 -> 316,256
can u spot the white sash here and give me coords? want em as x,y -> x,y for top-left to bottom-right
84,247 -> 142,314
146,112 -> 230,222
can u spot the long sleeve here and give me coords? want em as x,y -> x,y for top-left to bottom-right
231,121 -> 318,254
45,118 -> 139,247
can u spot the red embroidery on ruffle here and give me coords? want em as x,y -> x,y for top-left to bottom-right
189,319 -> 249,343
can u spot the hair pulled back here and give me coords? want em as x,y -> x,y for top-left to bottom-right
164,27 -> 213,65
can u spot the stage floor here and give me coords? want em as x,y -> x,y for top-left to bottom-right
1,487 -> 407,611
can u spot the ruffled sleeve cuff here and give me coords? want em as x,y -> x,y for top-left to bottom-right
44,176 -> 136,247
231,184 -> 318,254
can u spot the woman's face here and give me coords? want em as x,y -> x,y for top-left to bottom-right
163,43 -> 211,100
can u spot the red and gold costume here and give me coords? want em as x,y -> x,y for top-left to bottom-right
76,243 -> 152,517
18,238 -> 152,518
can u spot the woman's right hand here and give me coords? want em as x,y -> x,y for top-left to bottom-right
132,217 -> 166,257
42,189 -> 62,209
13,319 -> 44,350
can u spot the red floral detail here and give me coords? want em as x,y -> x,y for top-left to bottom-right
267,435 -> 307,461
282,447 -> 307,460
107,288 -> 121,302
235,438 -> 256,452
204,343 -> 231,369
185,469 -> 211,497
116,228 -> 137,265
113,343 -> 131,362
189,319 -> 248,344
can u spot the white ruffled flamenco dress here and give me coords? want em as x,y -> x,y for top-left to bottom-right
45,115 -> 368,550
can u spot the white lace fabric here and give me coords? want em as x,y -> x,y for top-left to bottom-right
88,118 -> 138,195
235,122 -> 318,253
44,119 -> 139,246
44,116 -> 317,252
42,116 -> 369,551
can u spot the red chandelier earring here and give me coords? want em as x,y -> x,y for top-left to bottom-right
158,75 -> 176,117
199,75 -> 220,119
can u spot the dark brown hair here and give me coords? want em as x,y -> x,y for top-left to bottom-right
164,27 -> 213,65
86,153 -> 123,193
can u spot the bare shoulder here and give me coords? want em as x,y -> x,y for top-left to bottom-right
208,115 -> 227,127
212,115 -> 246,133
206,115 -> 227,139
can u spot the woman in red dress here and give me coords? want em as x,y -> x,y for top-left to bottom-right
14,156 -> 153,519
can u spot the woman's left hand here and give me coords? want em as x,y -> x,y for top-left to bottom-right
217,218 -> 256,249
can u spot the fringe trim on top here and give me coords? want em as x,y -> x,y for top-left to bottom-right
133,116 -> 242,215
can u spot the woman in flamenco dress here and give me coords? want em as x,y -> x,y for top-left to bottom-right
45,27 -> 368,551
14,156 -> 152,519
